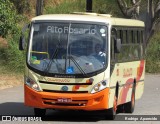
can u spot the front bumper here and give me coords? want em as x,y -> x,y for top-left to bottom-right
24,85 -> 110,111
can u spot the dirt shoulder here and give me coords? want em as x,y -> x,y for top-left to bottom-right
0,37 -> 8,47
0,59 -> 23,90
0,74 -> 23,90
0,37 -> 23,90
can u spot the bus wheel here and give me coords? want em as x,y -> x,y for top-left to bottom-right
124,86 -> 135,113
34,108 -> 46,117
107,95 -> 117,120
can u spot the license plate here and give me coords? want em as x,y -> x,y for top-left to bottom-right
57,98 -> 72,103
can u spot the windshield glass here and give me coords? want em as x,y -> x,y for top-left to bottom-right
28,22 -> 108,75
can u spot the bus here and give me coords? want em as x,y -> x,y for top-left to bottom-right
19,12 -> 145,119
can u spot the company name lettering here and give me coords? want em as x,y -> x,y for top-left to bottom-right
46,78 -> 70,83
47,26 -> 96,34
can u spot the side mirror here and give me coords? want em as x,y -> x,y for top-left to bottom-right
115,38 -> 121,53
19,35 -> 25,50
19,24 -> 30,51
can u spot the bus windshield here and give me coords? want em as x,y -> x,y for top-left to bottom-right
28,22 -> 108,75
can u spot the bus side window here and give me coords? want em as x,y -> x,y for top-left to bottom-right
123,30 -> 127,44
128,30 -> 132,43
131,30 -> 135,43
111,28 -> 118,62
117,30 -> 121,39
120,30 -> 123,43
137,30 -> 140,43
135,30 -> 138,43
140,30 -> 144,59
111,37 -> 115,61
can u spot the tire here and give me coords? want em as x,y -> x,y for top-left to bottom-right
124,84 -> 136,113
34,108 -> 46,117
106,95 -> 117,120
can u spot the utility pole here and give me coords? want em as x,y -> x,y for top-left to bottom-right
36,0 -> 44,16
86,0 -> 92,12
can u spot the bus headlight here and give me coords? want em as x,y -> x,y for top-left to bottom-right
91,80 -> 108,94
25,77 -> 41,91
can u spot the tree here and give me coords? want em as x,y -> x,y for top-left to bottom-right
145,0 -> 160,44
0,0 -> 18,37
117,0 -> 141,19
10,0 -> 30,14
36,0 -> 44,16
117,0 -> 160,45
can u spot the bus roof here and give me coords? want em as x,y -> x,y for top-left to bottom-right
32,13 -> 145,27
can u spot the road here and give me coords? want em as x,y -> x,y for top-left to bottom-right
0,74 -> 160,124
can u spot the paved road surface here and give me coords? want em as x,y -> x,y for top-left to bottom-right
0,74 -> 160,124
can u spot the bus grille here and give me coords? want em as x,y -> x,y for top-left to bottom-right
43,89 -> 88,93
39,81 -> 92,86
39,81 -> 91,93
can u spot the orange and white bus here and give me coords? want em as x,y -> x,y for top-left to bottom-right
19,13 -> 145,119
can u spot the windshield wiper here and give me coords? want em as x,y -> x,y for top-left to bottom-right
44,45 -> 60,74
68,55 -> 88,77
44,34 -> 64,74
65,23 -> 88,77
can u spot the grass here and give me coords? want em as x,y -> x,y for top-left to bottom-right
0,61 -> 23,90
0,46 -> 7,74
146,32 -> 160,73
0,46 -> 23,90
0,35 -> 25,75
44,0 -> 120,16
44,0 -> 86,14
0,60 -> 8,75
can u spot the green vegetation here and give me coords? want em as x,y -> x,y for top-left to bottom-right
0,0 -> 160,74
44,0 -> 120,16
93,0 -> 122,17
146,32 -> 160,73
0,0 -> 18,37
0,47 -> 7,74
3,33 -> 25,73
0,0 -> 25,73
10,0 -> 30,14
45,0 -> 86,14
